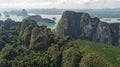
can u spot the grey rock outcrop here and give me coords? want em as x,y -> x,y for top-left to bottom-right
56,11 -> 120,46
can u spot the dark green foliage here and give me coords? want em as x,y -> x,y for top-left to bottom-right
0,18 -> 20,31
0,30 -> 19,47
53,36 -> 72,47
11,51 -> 50,67
0,40 -> 5,51
80,53 -> 111,67
73,40 -> 120,67
47,45 -> 61,67
0,59 -> 9,67
62,46 -> 82,67
1,45 -> 18,60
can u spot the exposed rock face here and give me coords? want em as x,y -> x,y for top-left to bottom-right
56,11 -> 100,40
109,23 -> 120,46
95,22 -> 112,45
56,11 -> 83,38
56,11 -> 120,46
118,25 -> 120,46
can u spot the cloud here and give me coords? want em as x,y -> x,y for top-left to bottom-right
56,0 -> 66,4
55,0 -> 99,5
0,0 -> 54,9
0,0 -> 120,9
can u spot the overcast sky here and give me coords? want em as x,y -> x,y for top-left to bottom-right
0,0 -> 120,9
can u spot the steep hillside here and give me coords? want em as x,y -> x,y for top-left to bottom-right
71,40 -> 120,67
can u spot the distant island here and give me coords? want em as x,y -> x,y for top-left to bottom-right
0,13 -> 1,16
17,9 -> 28,16
25,15 -> 55,24
3,9 -> 28,16
24,15 -> 56,28
5,14 -> 10,17
27,8 -> 120,18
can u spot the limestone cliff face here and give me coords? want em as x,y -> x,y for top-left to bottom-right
118,24 -> 120,46
56,11 -> 120,46
20,19 -> 37,36
19,19 -> 55,50
56,11 -> 100,40
19,19 -> 37,46
80,17 -> 100,40
29,25 -> 53,51
109,23 -> 120,46
56,11 -> 83,39
95,22 -> 112,45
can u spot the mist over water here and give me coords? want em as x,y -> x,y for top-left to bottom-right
0,12 -> 62,29
100,18 -> 120,23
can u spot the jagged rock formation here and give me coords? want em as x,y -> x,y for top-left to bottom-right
56,11 -> 120,46
19,19 -> 37,46
29,25 -> 54,51
19,19 -> 55,51
96,22 -> 112,45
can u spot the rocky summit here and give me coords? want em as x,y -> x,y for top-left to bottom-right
56,11 -> 120,46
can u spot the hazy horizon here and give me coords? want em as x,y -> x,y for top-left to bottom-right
0,0 -> 120,9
